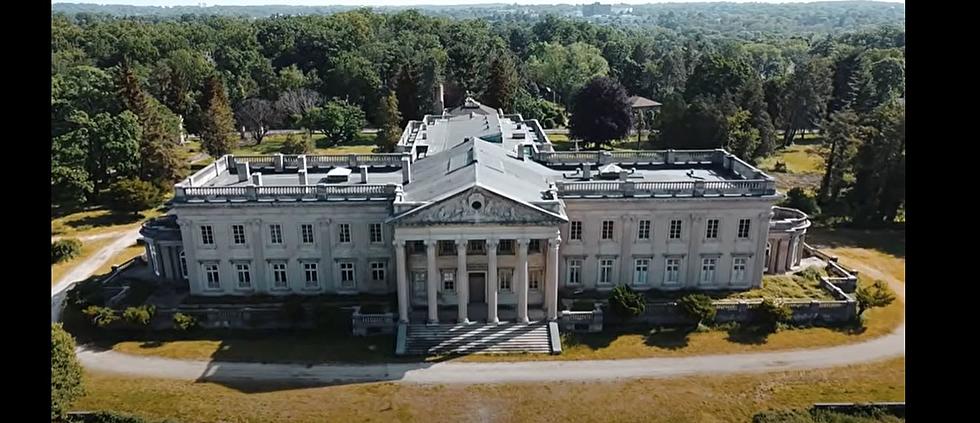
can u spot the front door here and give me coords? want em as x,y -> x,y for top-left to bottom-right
468,272 -> 487,322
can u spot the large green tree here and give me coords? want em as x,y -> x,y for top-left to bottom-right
527,42 -> 609,106
299,100 -> 366,147
199,76 -> 238,157
52,323 -> 84,420
849,100 -> 905,224
778,58 -> 833,146
118,62 -> 188,185
482,52 -> 519,112
374,91 -> 402,153
818,110 -> 865,204
568,76 -> 632,149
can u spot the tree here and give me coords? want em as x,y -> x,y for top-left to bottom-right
677,294 -> 717,327
849,100 -> 905,224
235,98 -> 281,144
609,284 -> 646,321
527,42 -> 609,106
374,91 -> 402,153
569,76 -> 632,149
482,52 -> 519,111
779,58 -> 833,146
280,132 -> 312,154
753,298 -> 792,332
781,187 -> 821,216
52,323 -> 84,420
106,178 -> 167,216
513,92 -> 567,128
199,76 -> 237,157
276,88 -> 322,126
855,280 -> 896,316
869,57 -> 905,106
657,95 -> 728,150
819,110 -> 865,204
52,238 -> 83,264
298,100 -> 366,147
725,108 -> 761,161
118,62 -> 187,185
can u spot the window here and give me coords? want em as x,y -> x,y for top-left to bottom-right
232,225 -> 246,245
669,220 -> 682,239
412,272 -> 427,298
664,258 -> 680,284
442,270 -> 455,292
529,269 -> 541,290
370,261 -> 386,282
408,240 -> 426,254
498,269 -> 512,291
269,224 -> 283,245
200,225 -> 214,245
569,221 -> 582,240
528,239 -> 540,253
235,263 -> 251,289
732,257 -> 747,283
338,224 -> 352,243
701,258 -> 717,284
178,250 -> 187,279
601,220 -> 615,240
303,262 -> 319,288
765,243 -> 772,271
301,224 -> 315,244
567,259 -> 582,284
340,262 -> 356,289
203,263 -> 220,289
272,262 -> 288,289
598,258 -> 615,285
705,219 -> 719,239
633,258 -> 650,285
637,220 -> 651,240
467,240 -> 485,255
497,239 -> 514,255
737,219 -> 751,239
438,240 -> 456,255
369,223 -> 383,244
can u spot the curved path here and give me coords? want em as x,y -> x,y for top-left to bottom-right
66,252 -> 905,385
52,228 -> 142,322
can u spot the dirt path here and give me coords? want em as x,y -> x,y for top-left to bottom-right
51,228 -> 142,322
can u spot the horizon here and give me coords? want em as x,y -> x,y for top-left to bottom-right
51,0 -> 907,7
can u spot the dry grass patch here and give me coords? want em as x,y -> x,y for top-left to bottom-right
75,357 -> 904,423
110,333 -> 395,364
733,272 -> 833,300
232,132 -> 376,156
759,142 -> 827,175
52,207 -> 163,238
91,242 -> 145,277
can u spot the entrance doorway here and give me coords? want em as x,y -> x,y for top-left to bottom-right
468,272 -> 487,322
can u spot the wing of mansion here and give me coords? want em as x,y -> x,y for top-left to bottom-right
140,97 -> 810,327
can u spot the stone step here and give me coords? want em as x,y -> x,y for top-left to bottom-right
403,322 -> 554,355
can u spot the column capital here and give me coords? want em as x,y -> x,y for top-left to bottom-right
455,238 -> 468,248
516,238 -> 531,246
246,218 -> 262,226
177,219 -> 193,228
485,238 -> 499,248
393,239 -> 406,247
425,239 -> 439,247
550,236 -> 562,248
317,218 -> 332,226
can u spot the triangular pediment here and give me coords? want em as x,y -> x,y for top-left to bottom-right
392,186 -> 565,226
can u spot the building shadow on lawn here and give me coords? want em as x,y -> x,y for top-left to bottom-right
807,227 -> 906,259
563,325 -> 694,351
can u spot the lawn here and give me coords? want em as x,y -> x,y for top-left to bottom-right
232,131 -> 377,155
757,139 -> 827,191
734,272 -> 833,300
52,237 -> 116,286
74,357 -> 904,423
52,207 -> 164,239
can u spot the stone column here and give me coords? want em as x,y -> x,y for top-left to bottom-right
546,236 -> 561,321
486,238 -> 499,324
394,240 -> 409,323
426,240 -> 439,325
516,238 -> 530,324
455,239 -> 470,324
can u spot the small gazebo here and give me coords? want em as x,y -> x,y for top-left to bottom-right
629,96 -> 662,149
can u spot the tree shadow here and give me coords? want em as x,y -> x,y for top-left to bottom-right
643,327 -> 693,350
725,325 -> 773,345
807,227 -> 906,259
64,211 -> 145,230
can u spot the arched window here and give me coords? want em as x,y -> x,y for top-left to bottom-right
179,249 -> 188,279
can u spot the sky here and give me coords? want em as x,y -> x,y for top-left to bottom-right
52,1 -> 905,6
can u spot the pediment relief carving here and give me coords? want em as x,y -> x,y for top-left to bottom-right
397,188 -> 561,226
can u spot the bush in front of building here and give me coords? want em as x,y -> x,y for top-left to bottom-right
52,238 -> 83,264
83,306 -> 119,328
314,303 -> 351,335
52,323 -> 84,421
122,305 -> 156,327
172,312 -> 198,331
753,298 -> 792,332
282,297 -> 307,324
608,284 -> 645,321
677,293 -> 716,327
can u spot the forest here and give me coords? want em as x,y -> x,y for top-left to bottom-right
51,4 -> 905,226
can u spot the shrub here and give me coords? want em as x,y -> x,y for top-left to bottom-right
83,305 -> 119,328
52,323 -> 84,421
314,303 -> 350,335
753,298 -> 792,331
782,187 -> 821,216
794,267 -> 823,282
68,411 -> 150,423
123,305 -> 156,327
280,132 -> 312,154
282,297 -> 307,324
772,161 -> 788,172
677,293 -> 716,326
172,312 -> 198,331
608,285 -> 646,321
52,238 -> 83,263
856,280 -> 896,316
106,178 -> 167,216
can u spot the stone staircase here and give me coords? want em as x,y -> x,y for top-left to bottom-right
399,321 -> 559,355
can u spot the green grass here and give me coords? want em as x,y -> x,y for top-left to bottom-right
51,207 -> 165,238
52,238 -> 117,285
232,132 -> 377,155
74,357 -> 904,423
733,272 -> 834,301
91,242 -> 145,277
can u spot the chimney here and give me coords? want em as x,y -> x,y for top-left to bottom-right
401,156 -> 412,184
251,173 -> 262,186
360,165 -> 369,184
236,162 -> 250,182
298,169 -> 308,186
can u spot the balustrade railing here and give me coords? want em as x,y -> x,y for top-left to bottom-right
555,179 -> 775,197
177,184 -> 399,202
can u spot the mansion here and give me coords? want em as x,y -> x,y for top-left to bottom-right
140,98 -> 810,328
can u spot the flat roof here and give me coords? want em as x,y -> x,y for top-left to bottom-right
205,169 -> 404,187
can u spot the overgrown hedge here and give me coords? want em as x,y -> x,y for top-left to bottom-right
53,238 -> 83,263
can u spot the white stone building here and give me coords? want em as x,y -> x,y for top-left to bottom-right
141,98 -> 808,328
